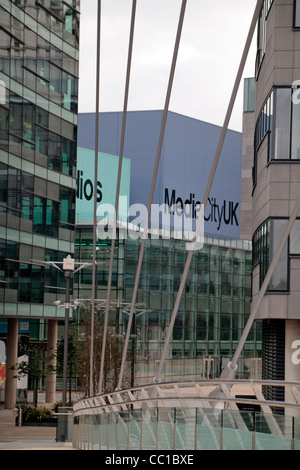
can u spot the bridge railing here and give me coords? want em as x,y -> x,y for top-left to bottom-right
72,379 -> 300,450
73,379 -> 300,414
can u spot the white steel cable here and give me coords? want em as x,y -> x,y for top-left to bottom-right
99,0 -> 137,394
90,0 -> 101,396
117,0 -> 188,391
153,0 -> 264,384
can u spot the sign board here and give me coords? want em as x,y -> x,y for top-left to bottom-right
77,112 -> 242,238
76,149 -> 131,226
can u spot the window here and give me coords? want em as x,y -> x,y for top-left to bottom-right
273,88 -> 291,160
291,89 -> 300,159
272,87 -> 300,161
63,3 -> 79,47
0,103 -> 9,152
33,195 -> 59,237
18,263 -> 32,302
23,99 -> 35,148
48,131 -> 61,171
256,0 -> 274,77
253,219 -> 288,292
36,36 -> 50,90
253,91 -> 273,186
60,186 -> 75,228
0,163 -> 7,204
50,62 -> 62,104
7,167 -> 21,213
21,194 -> 32,220
268,220 -> 288,291
6,241 -> 19,290
253,86 -> 300,186
33,196 -> 43,232
31,264 -> 44,303
10,93 -> 23,141
290,220 -> 300,254
0,26 -> 11,77
35,124 -> 48,156
294,0 -> 300,28
46,199 -> 59,237
244,78 -> 256,113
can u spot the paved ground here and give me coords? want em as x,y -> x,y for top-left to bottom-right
0,405 -> 75,450
0,383 -> 260,451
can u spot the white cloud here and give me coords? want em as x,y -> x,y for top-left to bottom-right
78,0 -> 257,131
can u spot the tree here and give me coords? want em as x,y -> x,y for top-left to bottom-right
14,341 -> 55,408
74,307 -> 131,396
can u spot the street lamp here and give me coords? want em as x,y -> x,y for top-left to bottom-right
53,296 -> 81,407
33,255 -> 92,407
56,256 -> 93,407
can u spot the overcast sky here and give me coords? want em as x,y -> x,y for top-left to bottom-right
78,0 -> 257,132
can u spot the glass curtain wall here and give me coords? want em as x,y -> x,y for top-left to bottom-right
74,229 -> 260,381
0,1 -> 79,316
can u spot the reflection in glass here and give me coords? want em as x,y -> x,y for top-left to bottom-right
290,220 -> 300,254
274,88 -> 291,159
292,96 -> 300,159
295,0 -> 300,27
269,219 -> 288,291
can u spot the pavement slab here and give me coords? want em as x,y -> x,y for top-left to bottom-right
0,408 -> 75,450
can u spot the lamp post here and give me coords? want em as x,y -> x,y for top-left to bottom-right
33,255 -> 92,406
62,256 -> 73,407
54,256 -> 93,406
53,296 -> 81,406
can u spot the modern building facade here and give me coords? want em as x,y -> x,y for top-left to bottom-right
0,0 -> 80,407
74,110 -> 261,385
78,111 -> 243,239
241,77 -> 256,241
74,229 -> 256,385
249,0 -> 300,410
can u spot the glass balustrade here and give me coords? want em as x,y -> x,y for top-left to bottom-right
72,407 -> 300,451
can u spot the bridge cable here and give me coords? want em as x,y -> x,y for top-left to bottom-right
153,0 -> 264,384
90,0 -> 102,397
117,0 -> 188,391
98,0 -> 137,394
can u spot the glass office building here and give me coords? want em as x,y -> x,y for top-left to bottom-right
74,228 -> 260,384
73,109 -> 262,385
0,0 -> 79,317
0,1 -> 80,406
73,110 -> 262,384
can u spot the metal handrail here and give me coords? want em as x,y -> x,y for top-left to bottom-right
73,379 -> 300,416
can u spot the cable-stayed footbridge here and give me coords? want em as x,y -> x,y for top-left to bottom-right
72,0 -> 300,450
